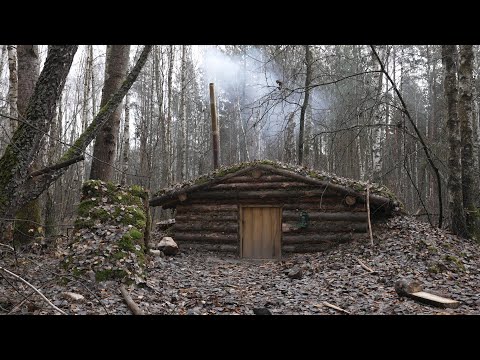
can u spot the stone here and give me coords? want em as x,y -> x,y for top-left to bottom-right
394,278 -> 423,296
253,308 -> 272,315
158,237 -> 179,256
149,249 -> 161,256
287,266 -> 303,279
63,292 -> 85,302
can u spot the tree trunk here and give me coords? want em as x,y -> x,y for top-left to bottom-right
89,45 -> 130,181
0,45 -> 78,236
458,45 -> 480,240
45,97 -> 62,238
298,45 -> 312,165
13,45 -> 41,246
163,45 -> 174,185
0,45 -> 151,236
442,45 -> 468,237
120,92 -> 130,186
284,112 -> 295,163
176,45 -> 187,181
0,45 -> 7,81
7,45 -> 18,133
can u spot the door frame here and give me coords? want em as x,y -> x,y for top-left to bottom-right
239,205 -> 283,259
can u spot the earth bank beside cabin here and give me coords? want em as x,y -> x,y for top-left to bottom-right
63,180 -> 149,284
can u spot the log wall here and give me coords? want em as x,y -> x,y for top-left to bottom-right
171,170 -> 377,255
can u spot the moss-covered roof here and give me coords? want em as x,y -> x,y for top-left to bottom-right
157,159 -> 396,195
149,160 -> 402,213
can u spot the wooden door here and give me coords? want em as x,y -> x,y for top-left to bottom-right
240,206 -> 281,259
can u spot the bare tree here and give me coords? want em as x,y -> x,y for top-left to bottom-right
120,92 -> 130,186
13,45 -> 41,245
7,45 -> 18,133
442,45 -> 468,237
298,45 -> 312,165
0,45 -> 152,235
458,45 -> 480,239
89,45 -> 130,181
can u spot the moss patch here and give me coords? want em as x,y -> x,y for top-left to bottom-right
65,180 -> 149,284
13,199 -> 43,246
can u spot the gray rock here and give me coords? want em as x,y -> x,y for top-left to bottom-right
287,266 -> 303,279
253,308 -> 272,315
158,237 -> 179,256
394,278 -> 423,296
63,292 -> 85,302
187,307 -> 201,315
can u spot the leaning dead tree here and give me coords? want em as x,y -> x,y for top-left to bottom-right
370,45 -> 443,228
0,45 -> 152,236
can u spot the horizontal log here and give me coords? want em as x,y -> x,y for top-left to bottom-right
211,182 -> 317,191
224,175 -> 292,183
174,232 -> 238,243
241,203 -> 366,212
282,232 -> 367,244
149,165 -> 257,207
282,243 -> 335,253
173,222 -> 238,233
180,243 -> 238,253
283,211 -> 367,222
188,190 -> 344,200
162,194 -> 348,210
282,221 -> 367,233
255,164 -> 395,208
156,219 -> 175,230
151,165 -> 397,213
175,197 -> 347,206
176,204 -> 238,212
175,214 -> 238,222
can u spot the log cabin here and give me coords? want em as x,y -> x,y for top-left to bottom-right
149,160 -> 402,259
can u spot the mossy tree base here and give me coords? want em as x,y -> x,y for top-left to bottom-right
466,206 -> 480,243
64,180 -> 149,284
13,198 -> 42,247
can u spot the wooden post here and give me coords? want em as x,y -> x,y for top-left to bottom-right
366,183 -> 373,246
209,83 -> 220,169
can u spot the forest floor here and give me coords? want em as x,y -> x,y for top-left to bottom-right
1,216 -> 479,315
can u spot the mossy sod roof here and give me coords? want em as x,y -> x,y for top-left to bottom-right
150,160 -> 402,210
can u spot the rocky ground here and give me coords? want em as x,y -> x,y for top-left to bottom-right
1,216 -> 479,315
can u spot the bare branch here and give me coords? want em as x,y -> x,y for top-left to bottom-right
29,155 -> 84,177
0,266 -> 67,315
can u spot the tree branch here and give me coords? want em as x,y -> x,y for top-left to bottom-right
16,45 -> 152,209
120,285 -> 144,315
29,155 -> 84,177
370,45 -> 443,228
0,266 -> 67,315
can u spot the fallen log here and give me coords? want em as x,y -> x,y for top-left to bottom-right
405,292 -> 460,309
394,278 -> 460,309
120,285 -> 144,315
